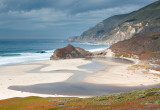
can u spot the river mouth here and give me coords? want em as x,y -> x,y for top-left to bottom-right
8,58 -> 160,97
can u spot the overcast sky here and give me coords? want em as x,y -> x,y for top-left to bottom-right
0,0 -> 157,39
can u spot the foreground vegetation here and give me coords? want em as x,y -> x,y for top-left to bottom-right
0,88 -> 160,110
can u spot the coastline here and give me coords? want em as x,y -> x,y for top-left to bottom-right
0,58 -> 91,100
0,54 -> 160,100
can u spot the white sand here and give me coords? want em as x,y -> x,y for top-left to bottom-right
0,58 -> 91,100
40,59 -> 91,72
85,58 -> 160,86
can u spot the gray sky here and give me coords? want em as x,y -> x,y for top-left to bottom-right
0,0 -> 157,39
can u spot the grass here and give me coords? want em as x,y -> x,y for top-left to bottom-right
128,61 -> 150,70
143,70 -> 160,77
0,88 -> 160,110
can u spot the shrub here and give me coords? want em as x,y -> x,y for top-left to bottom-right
154,101 -> 160,104
145,92 -> 157,96
151,35 -> 159,40
125,18 -> 137,22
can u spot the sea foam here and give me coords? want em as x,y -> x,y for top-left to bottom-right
0,50 -> 54,66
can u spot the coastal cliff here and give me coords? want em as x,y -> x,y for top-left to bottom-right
110,31 -> 160,60
68,0 -> 160,44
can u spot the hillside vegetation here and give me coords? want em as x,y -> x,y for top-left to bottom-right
110,31 -> 160,60
0,88 -> 160,110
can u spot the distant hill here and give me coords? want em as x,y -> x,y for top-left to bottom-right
68,0 -> 160,44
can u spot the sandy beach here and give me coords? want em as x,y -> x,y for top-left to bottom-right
0,59 -> 91,100
85,58 -> 160,86
0,57 -> 160,100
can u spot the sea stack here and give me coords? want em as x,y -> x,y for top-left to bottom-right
50,44 -> 93,60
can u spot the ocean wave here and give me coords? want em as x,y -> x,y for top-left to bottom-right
83,42 -> 102,46
78,42 -> 100,45
0,50 -> 54,66
0,53 -> 21,57
0,43 -> 110,66
88,47 -> 107,52
71,42 -> 100,46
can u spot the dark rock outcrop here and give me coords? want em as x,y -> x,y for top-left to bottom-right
50,44 -> 93,60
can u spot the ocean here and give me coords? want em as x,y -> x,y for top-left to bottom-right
0,38 -> 109,66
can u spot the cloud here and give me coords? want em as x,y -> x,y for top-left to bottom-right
0,5 -> 140,30
0,0 -> 157,38
0,0 -> 157,13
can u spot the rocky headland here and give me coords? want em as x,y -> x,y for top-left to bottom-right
68,0 -> 160,44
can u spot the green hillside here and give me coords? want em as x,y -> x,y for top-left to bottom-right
120,0 -> 160,24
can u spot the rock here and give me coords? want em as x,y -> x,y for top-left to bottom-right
50,44 -> 93,60
36,51 -> 46,53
